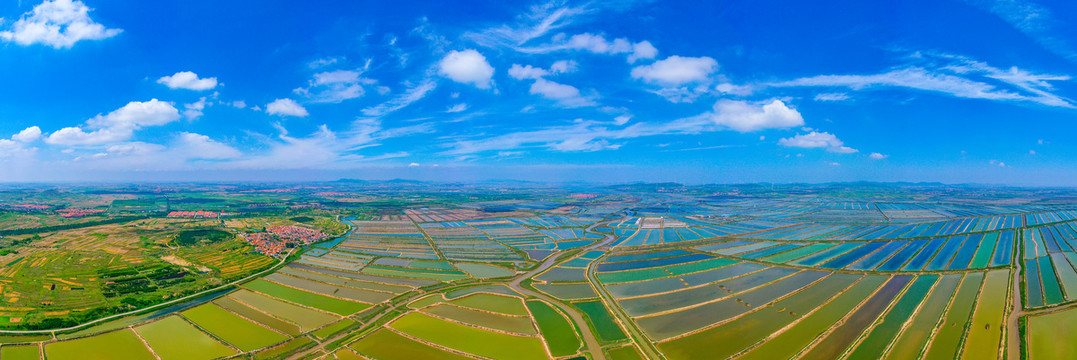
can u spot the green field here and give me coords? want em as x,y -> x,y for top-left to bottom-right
390,312 -> 548,360
449,293 -> 529,316
884,274 -> 962,360
254,337 -> 314,360
182,303 -> 289,352
738,275 -> 887,360
659,273 -> 862,360
312,319 -> 358,340
0,344 -> 40,360
573,300 -> 628,343
44,329 -> 155,360
244,279 -> 370,315
135,315 -> 236,360
608,345 -> 646,360
1029,307 -> 1077,359
0,183 -> 1072,360
425,303 -> 537,334
350,329 -> 473,360
527,300 -> 582,357
455,263 -> 515,278
214,296 -> 303,335
230,289 -> 338,330
961,270 -> 1009,360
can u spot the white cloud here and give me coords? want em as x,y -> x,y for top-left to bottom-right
0,0 -> 121,49
551,137 -> 619,152
1029,149 -> 1036,155
530,79 -> 594,106
631,56 -> 718,86
562,33 -> 631,54
225,123 -> 412,170
464,1 -> 590,49
508,64 -> 549,80
614,115 -> 631,125
509,60 -> 578,80
157,71 -> 218,91
989,159 -> 1006,167
444,100 -> 801,155
408,162 -> 420,167
710,99 -> 804,132
438,49 -> 495,89
230,100 -> 247,109
778,131 -> 858,153
773,57 -> 1073,108
87,99 -> 180,128
308,57 -> 342,69
103,142 -> 164,157
869,152 -> 889,160
446,103 -> 469,113
176,132 -> 241,159
46,127 -> 127,146
361,80 -> 437,117
814,93 -> 850,102
183,97 -> 209,120
12,126 -> 42,142
510,62 -> 594,107
629,41 -> 658,63
967,0 -> 1076,62
46,99 -> 181,146
312,70 -> 361,85
513,32 -> 658,63
0,138 -> 34,159
549,60 -> 577,74
265,98 -> 309,117
649,85 -> 713,103
294,69 -> 376,103
716,83 -> 754,96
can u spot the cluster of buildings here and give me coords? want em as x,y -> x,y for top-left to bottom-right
314,192 -> 348,196
3,204 -> 51,212
167,211 -> 219,218
241,225 -> 329,256
242,232 -> 286,256
268,225 -> 329,244
55,208 -> 105,218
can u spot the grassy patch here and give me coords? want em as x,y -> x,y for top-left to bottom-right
244,279 -> 369,316
182,303 -> 289,352
173,229 -> 232,246
135,315 -> 236,360
390,312 -> 547,360
44,329 -> 155,360
527,300 -> 581,357
572,300 -> 627,343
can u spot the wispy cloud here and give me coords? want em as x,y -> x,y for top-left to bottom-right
966,0 -> 1077,62
443,98 -> 804,155
361,79 -> 437,117
464,0 -> 591,48
770,52 -> 1073,107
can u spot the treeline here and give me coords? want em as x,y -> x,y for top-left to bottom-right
0,215 -> 153,236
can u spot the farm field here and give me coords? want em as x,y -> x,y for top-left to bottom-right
1,183 -> 1076,359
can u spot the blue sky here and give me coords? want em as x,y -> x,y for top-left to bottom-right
0,0 -> 1075,184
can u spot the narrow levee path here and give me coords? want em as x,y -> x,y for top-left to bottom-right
507,218 -> 625,360
1006,254 -> 1023,360
583,226 -> 666,360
